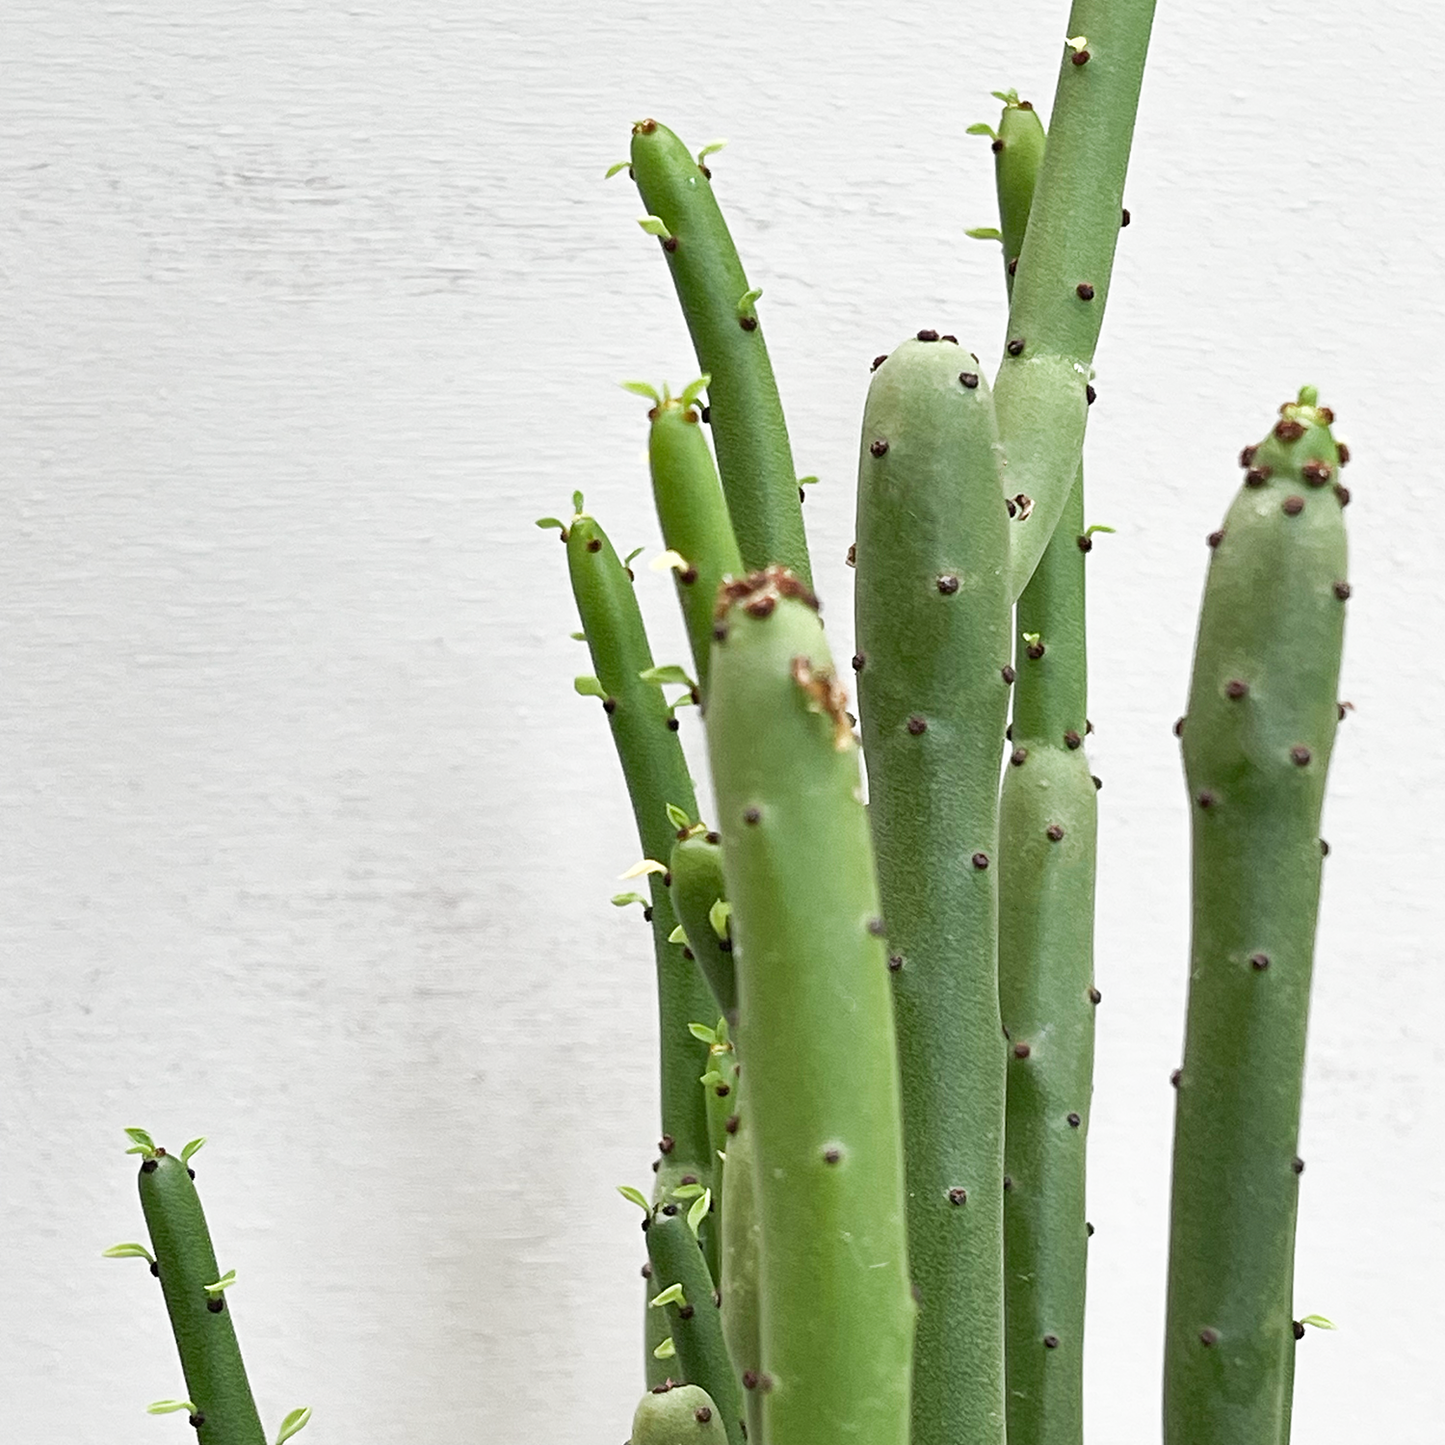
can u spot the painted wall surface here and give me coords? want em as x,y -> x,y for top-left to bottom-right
4,2 -> 1442,1440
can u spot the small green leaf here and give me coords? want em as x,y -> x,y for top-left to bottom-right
708,899 -> 731,939
651,548 -> 689,574
621,858 -> 667,880
653,1336 -> 676,1360
571,490 -> 585,515
624,546 -> 645,566
714,1016 -> 730,1046
573,675 -> 607,698
965,227 -> 1003,241
617,1185 -> 651,1213
102,1242 -> 155,1263
1066,34 -> 1088,51
570,631 -> 586,641
124,1128 -> 157,1157
688,1022 -> 718,1045
699,1069 -> 725,1087
1084,524 -> 1116,539
649,1283 -> 686,1309
696,141 -> 728,164
966,123 -> 997,138
605,160 -> 631,179
638,215 -> 673,240
611,892 -> 648,908
665,802 -> 693,831
687,1188 -> 712,1237
275,1406 -> 313,1445
1021,632 -> 1041,647
535,516 -> 564,531
797,474 -> 819,487
679,375 -> 711,408
1299,1314 -> 1337,1330
620,379 -> 661,403
640,665 -> 694,687
736,287 -> 763,318
179,1138 -> 206,1165
147,1400 -> 198,1416
204,1269 -> 237,1296
668,924 -> 688,944
991,88 -> 1022,105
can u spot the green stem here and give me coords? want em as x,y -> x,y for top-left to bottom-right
138,1151 -> 265,1445
629,120 -> 811,584
1165,394 -> 1348,1444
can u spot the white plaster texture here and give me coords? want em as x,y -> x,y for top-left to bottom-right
2,1 -> 1442,1441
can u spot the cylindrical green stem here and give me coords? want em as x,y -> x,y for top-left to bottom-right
998,475 -> 1097,1445
854,334 -> 1012,1445
718,1070 -> 763,1445
629,120 -> 811,584
647,395 -> 745,697
1164,392 -> 1348,1445
566,510 -> 714,1188
630,1383 -> 730,1445
708,569 -> 913,1445
646,1206 -> 747,1445
993,96 -> 1047,293
994,0 -> 1156,600
138,1150 -> 265,1445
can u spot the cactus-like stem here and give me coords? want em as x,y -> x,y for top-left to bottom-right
1164,392 -> 1349,1445
136,1147 -> 265,1445
630,1382 -> 730,1445
628,121 -> 811,584
670,828 -> 738,1029
990,89 -> 1098,1445
564,507 -> 715,1196
994,0 -> 1156,601
854,334 -> 1012,1445
999,471 -> 1097,1445
708,569 -> 913,1445
645,1206 -> 747,1445
646,389 -> 745,698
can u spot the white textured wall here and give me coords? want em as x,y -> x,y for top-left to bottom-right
4,2 -> 1443,1440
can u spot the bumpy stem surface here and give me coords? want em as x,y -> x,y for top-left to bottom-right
854,334 -> 1011,1445
1164,393 -> 1348,1445
630,1382 -> 730,1445
708,569 -> 913,1445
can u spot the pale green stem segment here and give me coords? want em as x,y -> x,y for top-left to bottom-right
628,120 -> 811,584
137,1151 -> 265,1445
708,570 -> 913,1445
669,828 -> 738,1029
1164,395 -> 1348,1445
999,472 -> 1098,1445
647,398 -> 745,697
993,91 -> 1098,1445
630,1383 -> 729,1445
995,0 -> 1156,601
718,1069 -> 763,1445
854,335 -> 1011,1445
564,510 -> 717,1386
646,1207 -> 747,1445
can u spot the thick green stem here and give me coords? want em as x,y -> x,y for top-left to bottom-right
629,121 -> 811,583
708,570 -> 913,1445
718,1070 -> 763,1445
995,0 -> 1155,600
854,334 -> 1011,1445
137,1150 -> 265,1445
669,827 -> 738,1030
1164,393 -> 1348,1445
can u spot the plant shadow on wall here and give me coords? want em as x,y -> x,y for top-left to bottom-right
104,4 -> 1358,1443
